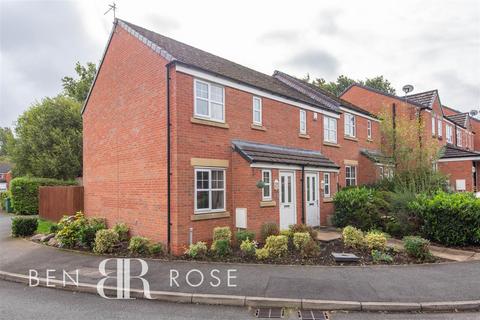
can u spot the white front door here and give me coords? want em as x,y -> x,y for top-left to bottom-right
305,172 -> 320,227
279,171 -> 296,230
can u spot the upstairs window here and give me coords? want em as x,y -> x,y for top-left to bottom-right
344,113 -> 356,137
437,119 -> 442,137
367,120 -> 372,139
195,168 -> 226,213
457,128 -> 462,147
194,79 -> 225,122
446,125 -> 453,143
299,109 -> 307,134
345,166 -> 357,186
323,116 -> 337,143
252,97 -> 262,125
431,116 -> 436,136
262,170 -> 272,201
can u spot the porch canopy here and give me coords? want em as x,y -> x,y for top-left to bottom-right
439,145 -> 480,162
232,139 -> 340,169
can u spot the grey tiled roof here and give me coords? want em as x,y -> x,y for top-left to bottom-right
360,149 -> 393,164
273,71 -> 376,117
446,113 -> 468,128
0,163 -> 12,174
118,20 -> 339,114
232,140 -> 340,168
440,145 -> 480,159
404,90 -> 437,109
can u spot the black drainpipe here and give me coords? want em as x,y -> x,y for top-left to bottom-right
301,165 -> 305,224
166,63 -> 172,253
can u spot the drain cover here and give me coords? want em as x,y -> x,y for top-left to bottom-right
298,310 -> 329,320
255,307 -> 284,318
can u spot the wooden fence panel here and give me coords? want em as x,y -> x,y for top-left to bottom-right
39,186 -> 84,222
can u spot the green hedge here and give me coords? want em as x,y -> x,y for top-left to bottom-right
409,192 -> 480,246
11,216 -> 38,237
10,177 -> 76,215
332,187 -> 388,231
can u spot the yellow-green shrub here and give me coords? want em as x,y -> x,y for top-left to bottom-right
342,226 -> 364,248
293,232 -> 311,251
255,248 -> 269,260
185,241 -> 207,259
264,235 -> 288,258
93,229 -> 119,254
213,226 -> 232,242
240,239 -> 257,257
365,230 -> 387,250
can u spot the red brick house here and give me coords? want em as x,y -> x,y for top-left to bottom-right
341,85 -> 480,192
0,163 -> 12,192
83,19 -> 386,253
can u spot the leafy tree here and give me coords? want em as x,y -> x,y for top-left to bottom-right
12,95 -> 82,180
61,62 -> 97,103
305,74 -> 396,96
0,127 -> 14,158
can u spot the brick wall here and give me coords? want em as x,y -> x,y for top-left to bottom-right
438,160 -> 474,192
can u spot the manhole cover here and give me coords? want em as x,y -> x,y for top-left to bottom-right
331,252 -> 360,262
298,310 -> 329,320
255,307 -> 284,318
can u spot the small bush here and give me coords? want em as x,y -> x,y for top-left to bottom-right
264,235 -> 288,258
11,216 -> 38,237
255,248 -> 269,260
301,239 -> 320,258
113,223 -> 130,242
93,229 -> 119,254
364,230 -> 387,251
10,177 -> 76,215
403,236 -> 431,261
235,230 -> 255,243
78,218 -> 106,248
260,222 -> 279,242
342,226 -> 364,248
128,236 -> 151,255
332,187 -> 387,230
49,223 -> 60,234
240,239 -> 257,257
289,224 -> 318,240
371,249 -> 393,263
55,212 -> 85,248
185,241 -> 207,259
213,226 -> 232,242
293,232 -> 311,251
211,239 -> 231,257
149,243 -> 165,255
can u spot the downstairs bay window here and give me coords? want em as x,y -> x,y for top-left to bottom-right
195,168 -> 226,213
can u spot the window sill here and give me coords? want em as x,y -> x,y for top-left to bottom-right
191,117 -> 229,129
344,135 -> 358,142
299,133 -> 310,139
323,197 -> 334,203
191,211 -> 230,221
323,142 -> 340,148
367,138 -> 373,143
251,124 -> 266,131
260,200 -> 276,207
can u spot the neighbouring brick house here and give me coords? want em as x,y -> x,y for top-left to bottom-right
0,163 -> 12,192
341,85 -> 480,192
82,19 -> 386,253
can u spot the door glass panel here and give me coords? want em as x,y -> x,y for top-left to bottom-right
306,177 -> 311,202
281,176 -> 285,203
287,176 -> 292,203
312,176 -> 316,201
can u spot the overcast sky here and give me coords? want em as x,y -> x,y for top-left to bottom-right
1,0 -> 479,128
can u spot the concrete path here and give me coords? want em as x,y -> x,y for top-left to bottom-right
1,213 -> 480,303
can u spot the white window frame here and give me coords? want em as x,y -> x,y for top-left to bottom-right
194,167 -> 226,213
194,79 -> 225,123
323,116 -> 337,143
437,119 -> 442,137
252,96 -> 262,125
457,128 -> 462,147
345,165 -> 357,186
344,113 -> 356,137
379,166 -> 384,178
299,109 -> 307,134
446,125 -> 453,143
323,173 -> 331,198
431,116 -> 436,136
261,170 -> 272,201
367,120 -> 372,139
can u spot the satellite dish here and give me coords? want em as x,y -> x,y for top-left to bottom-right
470,110 -> 478,116
402,84 -> 414,95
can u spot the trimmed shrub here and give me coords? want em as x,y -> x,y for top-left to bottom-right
293,232 -> 311,251
55,212 -> 86,248
149,243 -> 164,255
78,218 -> 106,248
409,192 -> 480,246
235,230 -> 255,243
211,239 -> 231,257
403,236 -> 431,261
49,223 -> 60,234
332,187 -> 387,230
93,229 -> 119,254
342,226 -> 364,248
301,239 -> 320,258
364,230 -> 387,251
185,241 -> 208,259
11,216 -> 38,237
10,177 -> 76,215
113,223 -> 130,242
128,236 -> 151,255
260,222 -> 279,242
289,224 -> 318,240
255,248 -> 269,260
240,239 -> 257,257
213,226 -> 232,242
264,235 -> 288,258
371,250 -> 393,263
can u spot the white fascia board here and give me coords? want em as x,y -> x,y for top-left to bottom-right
176,64 -> 340,119
339,107 -> 379,122
438,157 -> 480,162
250,162 -> 340,173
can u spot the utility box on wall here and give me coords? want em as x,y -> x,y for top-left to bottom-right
235,208 -> 247,229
